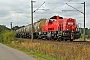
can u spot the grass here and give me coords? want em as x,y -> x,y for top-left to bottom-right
1,30 -> 90,60
1,34 -> 90,60
6,43 -> 57,60
8,39 -> 90,60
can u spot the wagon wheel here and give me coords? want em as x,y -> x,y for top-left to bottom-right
70,39 -> 73,41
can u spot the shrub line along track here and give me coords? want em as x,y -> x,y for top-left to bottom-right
20,38 -> 90,47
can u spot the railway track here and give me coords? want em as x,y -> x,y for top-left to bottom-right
58,41 -> 90,47
19,38 -> 90,47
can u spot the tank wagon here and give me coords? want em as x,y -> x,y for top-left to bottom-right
16,19 -> 46,38
16,16 -> 81,41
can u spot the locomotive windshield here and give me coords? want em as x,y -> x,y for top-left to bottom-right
68,22 -> 73,25
49,16 -> 56,22
50,19 -> 55,21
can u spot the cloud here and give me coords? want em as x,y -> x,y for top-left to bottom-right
0,0 -> 89,28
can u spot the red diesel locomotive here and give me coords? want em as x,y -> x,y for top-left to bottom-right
38,16 -> 81,41
16,15 -> 81,41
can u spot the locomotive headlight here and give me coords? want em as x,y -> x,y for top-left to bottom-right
67,29 -> 68,30
64,33 -> 66,34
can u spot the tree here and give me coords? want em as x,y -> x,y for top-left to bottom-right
0,25 -> 10,33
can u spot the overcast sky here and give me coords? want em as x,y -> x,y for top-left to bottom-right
0,0 -> 89,28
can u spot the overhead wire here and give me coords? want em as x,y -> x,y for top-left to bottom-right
34,0 -> 73,19
33,1 -> 45,13
34,3 -> 64,19
64,2 -> 90,18
66,3 -> 84,14
34,0 -> 90,22
34,0 -> 75,21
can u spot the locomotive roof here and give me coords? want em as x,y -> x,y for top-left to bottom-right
63,18 -> 75,20
50,16 -> 63,19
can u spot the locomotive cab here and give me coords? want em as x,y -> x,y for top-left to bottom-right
42,16 -> 63,32
41,16 -> 63,39
62,18 -> 77,32
61,18 -> 81,40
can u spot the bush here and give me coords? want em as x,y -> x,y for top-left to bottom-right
0,30 -> 16,43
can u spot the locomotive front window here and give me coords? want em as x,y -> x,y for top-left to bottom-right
68,22 -> 73,25
50,19 -> 55,21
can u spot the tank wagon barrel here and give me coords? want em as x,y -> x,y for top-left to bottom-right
16,19 -> 46,39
